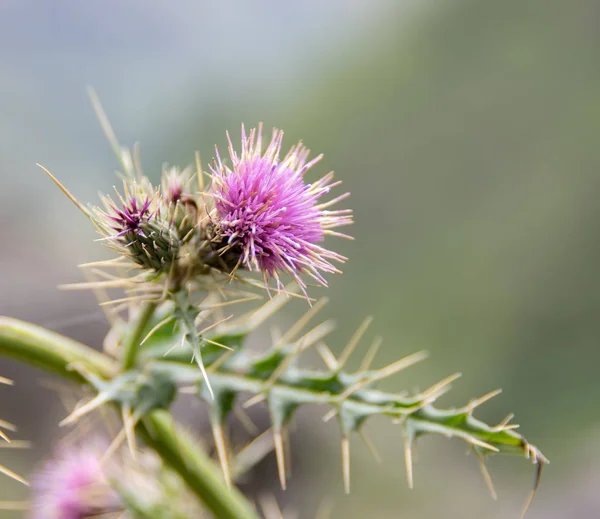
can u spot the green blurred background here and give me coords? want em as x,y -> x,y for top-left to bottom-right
1,0 -> 599,517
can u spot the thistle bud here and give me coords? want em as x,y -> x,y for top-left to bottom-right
93,181 -> 180,273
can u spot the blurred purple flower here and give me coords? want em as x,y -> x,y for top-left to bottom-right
210,124 -> 353,293
29,445 -> 120,519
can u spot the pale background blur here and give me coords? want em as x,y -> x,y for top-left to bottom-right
1,1 -> 600,517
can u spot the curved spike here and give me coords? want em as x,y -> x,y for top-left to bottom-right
520,460 -> 544,519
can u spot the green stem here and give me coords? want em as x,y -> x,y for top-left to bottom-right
0,316 -> 259,519
121,302 -> 157,371
139,411 -> 258,519
0,317 -> 116,381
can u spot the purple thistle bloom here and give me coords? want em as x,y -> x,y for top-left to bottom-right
105,195 -> 153,237
29,445 -> 120,519
210,124 -> 353,292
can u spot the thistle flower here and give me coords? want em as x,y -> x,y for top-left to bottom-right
29,445 -> 120,519
209,125 -> 353,292
93,180 -> 180,272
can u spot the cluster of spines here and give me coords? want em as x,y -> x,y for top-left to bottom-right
133,291 -> 547,509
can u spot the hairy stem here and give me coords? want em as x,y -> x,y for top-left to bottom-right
0,316 -> 259,519
121,302 -> 157,371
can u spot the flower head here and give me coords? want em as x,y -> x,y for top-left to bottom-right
209,125 -> 352,292
29,445 -> 120,519
93,180 -> 180,272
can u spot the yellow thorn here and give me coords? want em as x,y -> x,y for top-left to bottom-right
293,321 -> 336,352
278,297 -> 329,346
0,465 -> 28,486
122,405 -> 138,459
468,389 -> 502,410
101,427 -> 127,464
193,351 -> 214,400
359,429 -> 382,464
476,452 -> 497,500
199,295 -> 262,310
466,437 -> 499,453
211,420 -> 231,488
195,151 -> 205,193
283,427 -> 293,479
59,279 -> 133,290
491,413 -> 518,432
231,283 -> 299,332
37,164 -> 90,216
341,436 -> 351,494
273,428 -> 287,490
264,338 -> 307,389
315,499 -> 335,519
232,407 -> 259,436
0,430 -> 10,443
0,501 -> 30,510
358,336 -> 382,373
207,350 -> 235,374
520,460 -> 544,519
422,372 -> 462,400
0,440 -> 31,449
0,420 -> 16,432
87,87 -> 132,177
258,494 -> 284,519
338,317 -> 373,368
202,337 -> 234,352
0,377 -> 13,386
404,436 -> 414,489
316,343 -> 338,370
140,316 -> 175,345
59,393 -> 109,427
321,408 -> 338,423
242,393 -> 266,409
340,351 -> 429,399
198,315 -> 233,337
